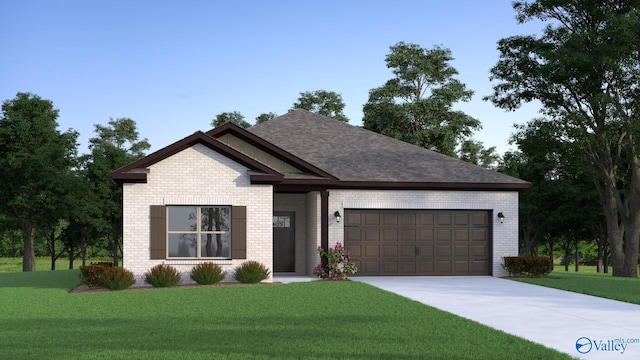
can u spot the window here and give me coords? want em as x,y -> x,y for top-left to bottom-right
167,206 -> 231,258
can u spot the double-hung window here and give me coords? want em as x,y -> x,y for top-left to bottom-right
167,206 -> 231,259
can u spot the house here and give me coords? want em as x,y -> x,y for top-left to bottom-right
113,110 -> 529,282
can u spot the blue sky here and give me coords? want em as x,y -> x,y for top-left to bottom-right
1,0 -> 545,155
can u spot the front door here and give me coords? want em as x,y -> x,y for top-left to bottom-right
273,212 -> 295,272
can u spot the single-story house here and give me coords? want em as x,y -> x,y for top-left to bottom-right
113,109 -> 529,282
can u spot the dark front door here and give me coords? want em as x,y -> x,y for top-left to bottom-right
273,212 -> 295,272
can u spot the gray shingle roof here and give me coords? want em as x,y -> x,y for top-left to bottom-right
248,109 -> 528,186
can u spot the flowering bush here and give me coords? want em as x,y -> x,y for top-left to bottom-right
313,242 -> 358,280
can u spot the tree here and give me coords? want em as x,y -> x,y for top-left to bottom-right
0,92 -> 78,271
255,112 -> 277,124
458,140 -> 500,169
211,111 -> 251,128
291,90 -> 349,122
486,1 -> 640,277
83,118 -> 150,266
363,42 -> 481,156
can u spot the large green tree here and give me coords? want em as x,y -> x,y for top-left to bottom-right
486,0 -> 640,277
291,90 -> 349,122
0,92 -> 78,271
363,42 -> 481,156
211,111 -> 251,128
255,112 -> 277,124
83,118 -> 150,266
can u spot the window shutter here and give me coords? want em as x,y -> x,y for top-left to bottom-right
231,206 -> 247,259
150,205 -> 166,259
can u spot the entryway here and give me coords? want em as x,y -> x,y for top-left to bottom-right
273,212 -> 295,272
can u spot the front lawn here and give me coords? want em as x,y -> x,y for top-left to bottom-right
513,269 -> 640,305
0,271 -> 572,360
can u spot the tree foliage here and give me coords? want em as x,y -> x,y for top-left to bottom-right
363,42 -> 481,156
291,90 -> 349,122
255,112 -> 277,124
83,118 -> 150,266
0,92 -> 78,271
459,140 -> 500,169
211,111 -> 251,128
486,0 -> 640,277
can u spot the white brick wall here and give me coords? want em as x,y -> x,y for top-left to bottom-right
327,189 -> 519,277
122,143 -> 273,284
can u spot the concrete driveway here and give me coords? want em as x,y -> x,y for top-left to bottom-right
353,276 -> 640,360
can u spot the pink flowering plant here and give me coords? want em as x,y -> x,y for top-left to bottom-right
313,242 -> 358,280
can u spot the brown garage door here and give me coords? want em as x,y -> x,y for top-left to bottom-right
344,210 -> 491,276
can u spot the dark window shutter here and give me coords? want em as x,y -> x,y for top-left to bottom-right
231,206 -> 247,259
150,205 -> 166,259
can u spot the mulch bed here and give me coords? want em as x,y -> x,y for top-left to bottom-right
70,281 -> 281,294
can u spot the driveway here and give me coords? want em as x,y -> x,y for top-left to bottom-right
353,276 -> 640,360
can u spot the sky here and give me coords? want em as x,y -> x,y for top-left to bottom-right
1,0 -> 547,156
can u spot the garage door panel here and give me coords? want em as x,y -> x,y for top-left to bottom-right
382,261 -> 398,273
455,229 -> 470,241
401,261 -> 416,273
437,261 -> 452,273
345,210 -> 491,276
383,245 -> 398,257
364,229 -> 380,241
401,229 -> 416,241
400,244 -> 415,257
383,213 -> 398,225
383,229 -> 398,241
365,245 -> 380,257
454,244 -> 469,257
454,261 -> 469,273
437,244 -> 451,256
417,244 -> 434,257
365,213 -> 380,225
473,229 -> 488,241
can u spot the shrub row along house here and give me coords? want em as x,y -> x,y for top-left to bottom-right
113,110 -> 529,282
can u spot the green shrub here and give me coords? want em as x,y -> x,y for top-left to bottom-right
101,267 -> 136,290
190,262 -> 226,285
503,256 -> 553,277
233,261 -> 270,283
79,262 -> 112,287
143,264 -> 182,287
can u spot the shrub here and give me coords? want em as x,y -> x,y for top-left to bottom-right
101,267 -> 136,290
502,256 -> 553,277
79,262 -> 112,287
233,261 -> 270,283
313,242 -> 358,280
190,262 -> 226,285
143,264 -> 182,287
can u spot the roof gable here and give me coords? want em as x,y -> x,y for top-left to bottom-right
112,131 -> 283,184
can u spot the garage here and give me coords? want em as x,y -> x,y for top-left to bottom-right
344,209 -> 491,276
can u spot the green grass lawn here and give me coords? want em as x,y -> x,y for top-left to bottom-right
0,257 -> 112,272
0,270 -> 573,360
514,268 -> 640,305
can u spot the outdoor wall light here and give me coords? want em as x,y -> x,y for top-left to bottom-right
497,212 -> 505,224
334,211 -> 341,223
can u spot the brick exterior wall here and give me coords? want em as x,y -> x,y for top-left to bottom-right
327,190 -> 519,277
122,144 -> 273,285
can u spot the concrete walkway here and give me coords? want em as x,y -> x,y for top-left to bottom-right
353,276 -> 640,360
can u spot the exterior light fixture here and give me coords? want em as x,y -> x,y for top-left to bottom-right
334,211 -> 341,223
497,212 -> 505,224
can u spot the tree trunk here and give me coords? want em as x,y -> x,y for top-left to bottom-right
574,241 -> 579,272
68,243 -> 74,269
21,221 -> 36,272
597,241 -> 604,273
50,229 -> 56,271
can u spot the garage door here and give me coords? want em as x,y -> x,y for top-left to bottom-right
344,210 -> 491,276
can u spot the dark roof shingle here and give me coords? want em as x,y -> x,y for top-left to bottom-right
248,109 -> 528,186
